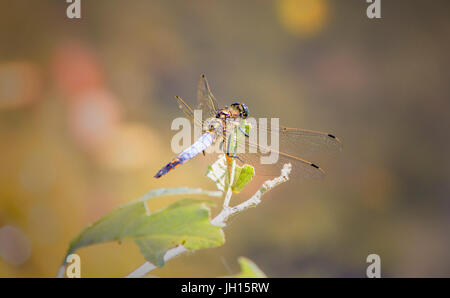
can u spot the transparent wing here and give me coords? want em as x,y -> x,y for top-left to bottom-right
174,95 -> 194,119
174,95 -> 203,129
197,74 -> 219,118
237,139 -> 326,179
256,125 -> 343,157
218,120 -> 326,179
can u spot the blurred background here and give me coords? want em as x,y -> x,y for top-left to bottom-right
0,0 -> 449,277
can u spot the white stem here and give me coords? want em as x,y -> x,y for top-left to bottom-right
56,265 -> 66,278
126,245 -> 187,278
126,163 -> 292,278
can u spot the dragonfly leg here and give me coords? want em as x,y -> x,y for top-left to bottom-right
239,126 -> 249,137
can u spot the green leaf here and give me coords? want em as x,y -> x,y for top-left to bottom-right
206,155 -> 255,194
231,165 -> 255,193
133,199 -> 224,267
63,188 -> 224,268
226,257 -> 267,278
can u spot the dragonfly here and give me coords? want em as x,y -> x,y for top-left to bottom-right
154,74 -> 342,179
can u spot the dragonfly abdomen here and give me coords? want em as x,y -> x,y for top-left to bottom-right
154,132 -> 215,178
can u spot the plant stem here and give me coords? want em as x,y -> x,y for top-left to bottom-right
126,163 -> 292,278
222,158 -> 236,209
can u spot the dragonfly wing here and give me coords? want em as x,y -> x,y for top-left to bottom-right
197,74 -> 219,118
258,126 -> 343,157
174,95 -> 203,128
235,137 -> 326,179
280,127 -> 343,151
174,95 -> 194,119
237,150 -> 325,179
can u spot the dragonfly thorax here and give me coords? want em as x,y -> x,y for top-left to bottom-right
215,108 -> 233,120
203,117 -> 224,138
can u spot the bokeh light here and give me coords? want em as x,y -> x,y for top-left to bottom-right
94,122 -> 163,170
0,226 -> 31,266
0,62 -> 41,110
67,89 -> 122,151
52,42 -> 104,98
277,0 -> 329,36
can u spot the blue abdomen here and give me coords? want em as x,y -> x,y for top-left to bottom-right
154,132 -> 215,178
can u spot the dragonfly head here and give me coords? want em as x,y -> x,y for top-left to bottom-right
231,102 -> 249,119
